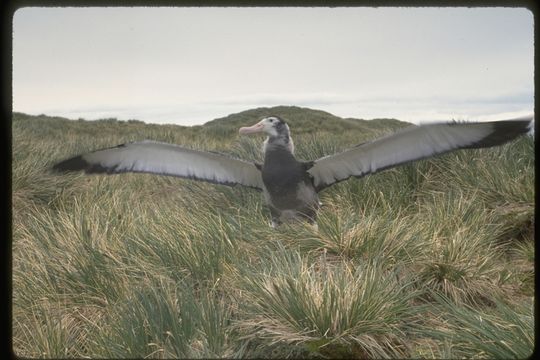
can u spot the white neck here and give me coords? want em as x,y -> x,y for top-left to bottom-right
263,135 -> 294,154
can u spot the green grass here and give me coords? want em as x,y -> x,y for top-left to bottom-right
12,109 -> 534,358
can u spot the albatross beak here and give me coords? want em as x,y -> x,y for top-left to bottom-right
239,122 -> 265,135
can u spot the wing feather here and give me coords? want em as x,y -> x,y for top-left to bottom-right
308,118 -> 532,192
53,140 -> 264,190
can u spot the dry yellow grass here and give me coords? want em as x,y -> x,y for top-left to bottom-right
12,110 -> 534,358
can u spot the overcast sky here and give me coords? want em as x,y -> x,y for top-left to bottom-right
13,7 -> 534,125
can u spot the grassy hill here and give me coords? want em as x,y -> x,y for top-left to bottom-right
202,105 -> 407,137
11,108 -> 534,358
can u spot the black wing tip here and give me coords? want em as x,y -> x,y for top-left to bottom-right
53,143 -> 129,174
466,119 -> 532,149
52,156 -> 111,174
52,155 -> 87,172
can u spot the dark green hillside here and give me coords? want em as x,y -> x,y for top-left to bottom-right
200,105 -> 409,139
13,106 -> 409,137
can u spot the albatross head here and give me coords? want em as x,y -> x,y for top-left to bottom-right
239,116 -> 289,136
239,116 -> 294,153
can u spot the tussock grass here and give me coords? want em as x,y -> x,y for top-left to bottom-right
12,111 -> 534,358
13,297 -> 99,358
414,294 -> 534,359
235,249 -> 416,358
413,191 -> 511,305
314,199 -> 422,266
88,278 -> 237,358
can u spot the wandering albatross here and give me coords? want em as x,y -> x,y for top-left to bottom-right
53,115 -> 532,227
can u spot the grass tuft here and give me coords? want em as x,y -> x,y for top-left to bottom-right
235,248 -> 417,358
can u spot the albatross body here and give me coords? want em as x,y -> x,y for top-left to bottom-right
53,115 -> 532,227
239,117 -> 320,226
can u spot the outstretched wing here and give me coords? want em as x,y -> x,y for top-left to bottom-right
53,140 -> 264,190
308,118 -> 532,192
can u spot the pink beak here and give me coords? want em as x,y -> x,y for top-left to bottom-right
239,122 -> 265,135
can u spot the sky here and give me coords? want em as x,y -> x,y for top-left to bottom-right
12,7 -> 534,126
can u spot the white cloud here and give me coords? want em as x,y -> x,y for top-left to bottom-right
13,7 -> 534,125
